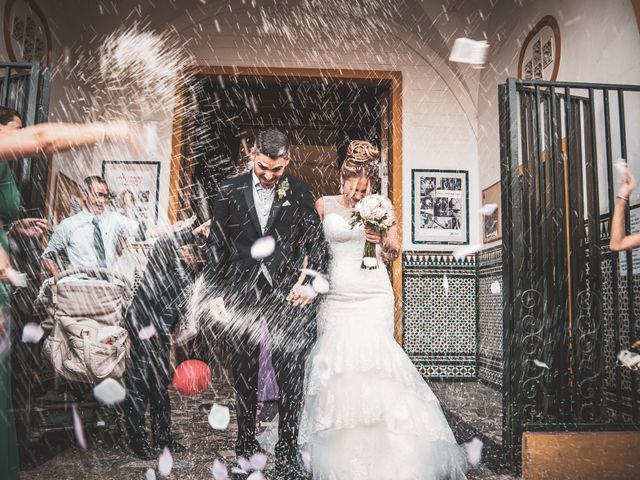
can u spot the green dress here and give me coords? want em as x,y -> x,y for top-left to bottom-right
0,162 -> 21,480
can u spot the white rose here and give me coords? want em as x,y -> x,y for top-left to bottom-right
381,198 -> 392,210
372,207 -> 385,219
360,206 -> 372,218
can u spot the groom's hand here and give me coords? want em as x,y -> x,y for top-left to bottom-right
287,284 -> 314,308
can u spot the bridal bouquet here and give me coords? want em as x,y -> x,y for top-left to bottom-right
350,194 -> 396,269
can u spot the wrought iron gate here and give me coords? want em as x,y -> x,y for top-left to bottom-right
500,77 -> 640,469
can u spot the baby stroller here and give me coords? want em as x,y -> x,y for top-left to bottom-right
18,268 -> 133,451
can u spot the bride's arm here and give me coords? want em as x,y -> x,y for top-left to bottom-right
314,197 -> 324,221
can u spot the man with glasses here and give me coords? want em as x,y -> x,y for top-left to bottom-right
41,176 -> 144,277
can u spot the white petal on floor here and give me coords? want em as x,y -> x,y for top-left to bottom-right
466,437 -> 484,467
443,274 -> 449,296
231,467 -> 247,474
208,404 -> 230,430
21,322 -> 44,343
452,244 -> 482,261
145,468 -> 156,480
251,236 -> 275,259
211,459 -> 229,480
249,452 -> 267,471
237,456 -> 251,473
312,275 -> 330,294
479,203 -> 498,216
138,324 -> 157,340
533,359 -> 550,369
93,378 -> 126,405
158,447 -> 173,477
71,404 -> 87,451
247,473 -> 265,480
490,281 -> 501,295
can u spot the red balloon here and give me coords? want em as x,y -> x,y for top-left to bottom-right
173,359 -> 211,396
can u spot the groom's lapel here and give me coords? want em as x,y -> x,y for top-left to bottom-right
241,174 -> 263,235
264,177 -> 287,233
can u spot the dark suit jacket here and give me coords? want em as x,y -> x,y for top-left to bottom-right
125,229 -> 195,340
204,173 -> 328,338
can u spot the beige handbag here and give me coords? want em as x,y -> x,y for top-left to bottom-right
39,268 -> 133,383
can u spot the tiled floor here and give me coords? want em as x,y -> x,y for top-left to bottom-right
19,380 -> 517,479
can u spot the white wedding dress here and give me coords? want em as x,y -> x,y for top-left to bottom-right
298,196 -> 468,480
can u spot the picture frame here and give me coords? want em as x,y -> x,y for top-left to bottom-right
482,181 -> 502,243
411,169 -> 469,245
517,15 -> 561,82
102,161 -> 160,224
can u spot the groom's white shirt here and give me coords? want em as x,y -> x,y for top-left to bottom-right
252,170 -> 275,285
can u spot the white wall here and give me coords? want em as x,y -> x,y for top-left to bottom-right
25,0 -> 483,250
477,0 -> 640,227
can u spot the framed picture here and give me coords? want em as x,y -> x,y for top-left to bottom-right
102,161 -> 160,224
411,169 -> 469,244
482,181 -> 502,243
517,15 -> 561,82
52,172 -> 82,225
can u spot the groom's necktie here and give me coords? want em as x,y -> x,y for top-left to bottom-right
92,216 -> 107,268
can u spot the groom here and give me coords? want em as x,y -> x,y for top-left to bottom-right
204,129 -> 328,479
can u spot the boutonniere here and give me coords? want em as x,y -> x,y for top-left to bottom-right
276,178 -> 290,199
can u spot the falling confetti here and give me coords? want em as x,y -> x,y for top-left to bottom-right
93,378 -> 126,405
211,459 -> 229,480
138,324 -> 157,340
21,322 -> 44,343
466,437 -> 484,467
298,284 -> 318,299
71,404 -> 87,451
490,281 -> 501,295
5,268 -> 27,287
449,37 -> 490,66
533,359 -> 550,369
251,236 -> 276,259
614,159 -> 628,175
208,404 -> 231,430
452,244 -> 482,261
301,451 -> 312,472
479,203 -> 498,216
617,349 -> 640,369
311,275 -> 330,294
158,447 -> 173,477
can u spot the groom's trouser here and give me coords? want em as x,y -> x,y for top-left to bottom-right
230,276 -> 310,469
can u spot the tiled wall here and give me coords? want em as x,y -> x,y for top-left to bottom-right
403,252 -> 477,379
402,248 -> 503,388
476,246 -> 503,390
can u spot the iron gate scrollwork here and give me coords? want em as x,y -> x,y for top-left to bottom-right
500,77 -> 640,471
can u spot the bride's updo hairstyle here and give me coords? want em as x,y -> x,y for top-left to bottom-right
340,140 -> 380,193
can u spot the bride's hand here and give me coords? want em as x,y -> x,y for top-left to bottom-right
287,283 -> 314,308
364,227 -> 383,244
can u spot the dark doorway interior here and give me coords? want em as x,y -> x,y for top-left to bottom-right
177,73 -> 390,221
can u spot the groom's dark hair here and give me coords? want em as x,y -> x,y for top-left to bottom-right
254,129 -> 290,159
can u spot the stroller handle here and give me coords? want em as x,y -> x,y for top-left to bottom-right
52,267 -> 132,290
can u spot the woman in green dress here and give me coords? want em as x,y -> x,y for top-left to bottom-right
0,108 -> 134,479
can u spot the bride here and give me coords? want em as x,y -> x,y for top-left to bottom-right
297,141 -> 470,480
